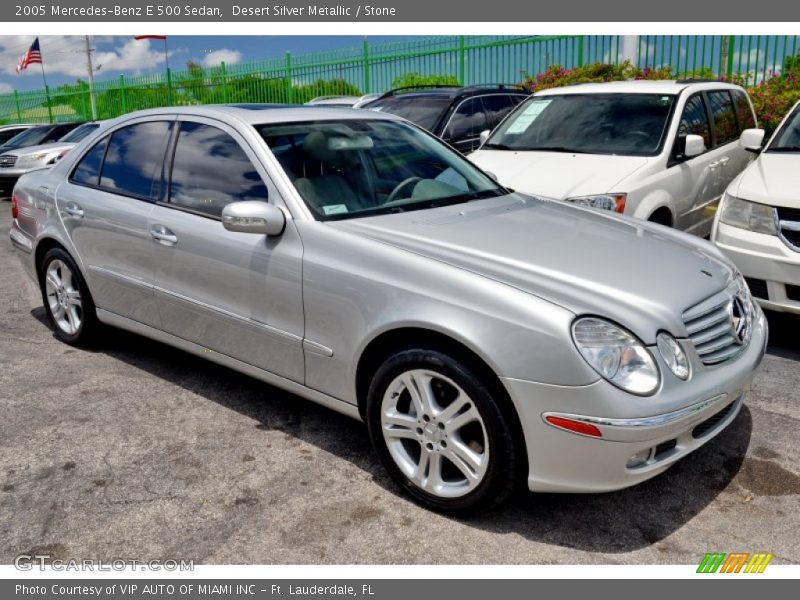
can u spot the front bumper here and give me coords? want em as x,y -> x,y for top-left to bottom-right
714,221 -> 800,315
502,306 -> 768,493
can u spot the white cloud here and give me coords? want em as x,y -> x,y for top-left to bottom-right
0,36 -> 168,80
201,49 -> 242,67
0,82 -> 12,93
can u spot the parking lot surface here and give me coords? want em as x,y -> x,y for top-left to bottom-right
1,209 -> 799,565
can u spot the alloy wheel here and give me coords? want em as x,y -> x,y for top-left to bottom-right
45,259 -> 83,335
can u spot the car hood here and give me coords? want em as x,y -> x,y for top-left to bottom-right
2,141 -> 76,158
333,194 -> 735,342
733,152 -> 800,209
468,149 -> 650,198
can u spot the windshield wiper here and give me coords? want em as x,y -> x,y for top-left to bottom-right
482,142 -> 513,150
521,145 -> 586,153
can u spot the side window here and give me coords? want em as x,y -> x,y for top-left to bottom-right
169,121 -> 268,218
445,97 -> 489,142
732,90 -> 756,131
677,94 -> 711,150
100,121 -> 171,200
70,135 -> 109,186
707,90 -> 738,145
482,95 -> 523,129
0,129 -> 22,144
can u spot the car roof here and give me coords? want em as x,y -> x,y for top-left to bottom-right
104,104 -> 408,126
371,84 -> 530,102
534,80 -> 745,96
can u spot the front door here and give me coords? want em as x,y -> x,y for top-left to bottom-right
149,117 -> 305,382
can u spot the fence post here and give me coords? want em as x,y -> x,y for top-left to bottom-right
362,39 -> 370,93
80,83 -> 88,120
13,90 -> 22,122
285,52 -> 293,103
44,85 -> 53,123
458,36 -> 466,84
726,36 -> 736,78
166,67 -> 174,105
577,36 -> 584,67
221,62 -> 229,103
119,75 -> 127,114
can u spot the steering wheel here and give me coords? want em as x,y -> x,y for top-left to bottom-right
386,177 -> 423,203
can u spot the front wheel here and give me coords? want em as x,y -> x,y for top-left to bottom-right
366,348 -> 520,515
39,248 -> 99,345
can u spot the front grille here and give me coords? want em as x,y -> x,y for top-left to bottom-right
0,155 -> 17,168
745,277 -> 768,299
692,400 -> 737,439
682,288 -> 742,365
777,206 -> 800,251
787,284 -> 800,302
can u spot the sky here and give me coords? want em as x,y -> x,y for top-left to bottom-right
0,36 -> 414,94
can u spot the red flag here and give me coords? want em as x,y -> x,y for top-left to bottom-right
134,35 -> 167,40
16,37 -> 42,74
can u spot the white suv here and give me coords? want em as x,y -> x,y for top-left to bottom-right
470,80 -> 762,237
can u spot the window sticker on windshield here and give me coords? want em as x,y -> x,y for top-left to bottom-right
322,204 -> 349,215
506,99 -> 552,134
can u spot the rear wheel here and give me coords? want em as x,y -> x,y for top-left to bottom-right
366,347 -> 519,514
39,248 -> 98,345
648,208 -> 673,227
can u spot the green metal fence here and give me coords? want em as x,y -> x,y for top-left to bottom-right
2,34 -> 798,125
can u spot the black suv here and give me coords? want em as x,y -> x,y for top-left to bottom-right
362,84 -> 531,153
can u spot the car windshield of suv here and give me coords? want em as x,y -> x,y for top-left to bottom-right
485,93 -> 675,156
766,104 -> 800,152
364,95 -> 452,131
258,119 -> 505,220
2,126 -> 50,149
59,123 -> 99,143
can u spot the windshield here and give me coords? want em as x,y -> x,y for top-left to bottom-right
59,123 -> 99,143
2,126 -> 49,149
364,95 -> 452,131
486,93 -> 675,156
766,104 -> 800,153
258,119 -> 505,221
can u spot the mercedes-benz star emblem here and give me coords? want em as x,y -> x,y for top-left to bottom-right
728,295 -> 750,345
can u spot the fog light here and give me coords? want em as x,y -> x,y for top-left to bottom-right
656,332 -> 690,380
626,448 -> 653,469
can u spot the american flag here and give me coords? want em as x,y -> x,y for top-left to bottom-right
16,38 -> 42,74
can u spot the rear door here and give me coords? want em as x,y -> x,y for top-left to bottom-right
149,116 -> 305,382
56,117 -> 173,326
706,89 -> 747,202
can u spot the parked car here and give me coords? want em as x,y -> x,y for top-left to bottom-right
0,122 -> 105,198
362,84 -> 530,153
0,124 -> 37,146
10,105 -> 766,514
470,80 -> 761,237
0,122 -> 85,197
712,101 -> 800,314
305,94 -> 380,108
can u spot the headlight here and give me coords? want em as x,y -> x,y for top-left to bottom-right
565,193 -> 626,213
656,332 -> 690,380
16,152 -> 51,167
719,194 -> 777,235
572,317 -> 660,395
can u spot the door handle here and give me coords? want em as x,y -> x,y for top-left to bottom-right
718,157 -> 730,165
63,201 -> 84,218
708,161 -> 720,169
150,224 -> 178,246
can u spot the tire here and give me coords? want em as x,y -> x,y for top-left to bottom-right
39,248 -> 99,346
366,347 -> 519,515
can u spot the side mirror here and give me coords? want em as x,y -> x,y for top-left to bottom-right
222,201 -> 286,236
484,171 -> 498,182
479,130 -> 491,145
683,134 -> 705,158
739,128 -> 765,154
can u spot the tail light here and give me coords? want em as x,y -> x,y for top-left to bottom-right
11,192 -> 19,220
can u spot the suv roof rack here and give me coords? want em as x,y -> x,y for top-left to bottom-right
373,83 -> 529,101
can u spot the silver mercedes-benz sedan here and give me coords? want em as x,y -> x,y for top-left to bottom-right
9,105 -> 767,514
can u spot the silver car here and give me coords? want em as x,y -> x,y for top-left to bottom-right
10,105 -> 767,514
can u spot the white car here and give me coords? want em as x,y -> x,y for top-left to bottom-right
470,80 -> 762,237
712,101 -> 800,314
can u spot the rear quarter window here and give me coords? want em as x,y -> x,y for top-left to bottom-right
707,90 -> 738,145
732,90 -> 757,130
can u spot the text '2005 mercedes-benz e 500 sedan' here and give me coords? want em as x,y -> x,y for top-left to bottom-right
10,105 -> 767,514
